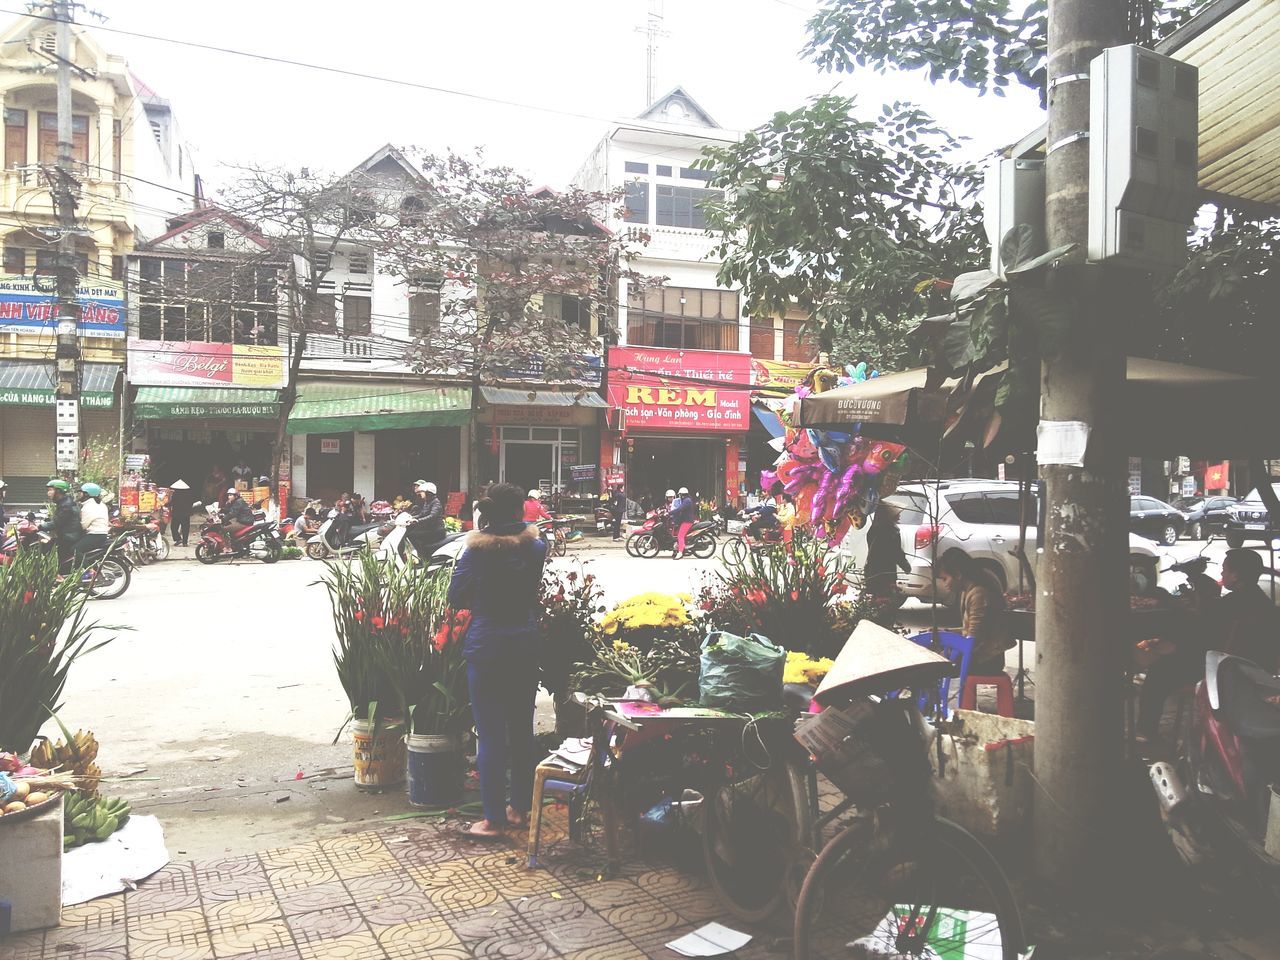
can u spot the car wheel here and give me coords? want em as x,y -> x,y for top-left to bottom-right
1226,532 -> 1245,549
1161,524 -> 1179,546
1187,522 -> 1202,541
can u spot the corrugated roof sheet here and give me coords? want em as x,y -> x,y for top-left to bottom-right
479,386 -> 606,408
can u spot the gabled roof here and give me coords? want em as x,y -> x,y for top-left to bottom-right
351,143 -> 425,183
144,206 -> 271,250
0,11 -> 112,75
636,86 -> 720,128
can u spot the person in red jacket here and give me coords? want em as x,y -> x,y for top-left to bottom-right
523,489 -> 551,524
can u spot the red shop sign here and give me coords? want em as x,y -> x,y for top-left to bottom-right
607,346 -> 751,433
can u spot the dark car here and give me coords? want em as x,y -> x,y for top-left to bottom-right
1174,495 -> 1237,540
1224,483 -> 1280,548
1129,496 -> 1185,546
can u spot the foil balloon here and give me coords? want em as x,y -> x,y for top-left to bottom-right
786,429 -> 818,462
759,469 -> 778,493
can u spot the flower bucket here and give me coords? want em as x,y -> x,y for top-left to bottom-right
406,734 -> 462,807
352,719 -> 405,790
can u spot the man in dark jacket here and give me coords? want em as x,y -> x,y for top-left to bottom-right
40,478 -> 81,571
221,488 -> 255,538
607,484 -> 626,541
408,480 -> 446,557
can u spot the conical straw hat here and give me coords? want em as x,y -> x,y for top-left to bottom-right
815,620 -> 957,706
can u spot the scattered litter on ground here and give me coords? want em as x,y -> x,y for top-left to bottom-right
666,922 -> 752,957
62,816 -> 169,906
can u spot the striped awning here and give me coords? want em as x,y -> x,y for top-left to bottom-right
479,386 -> 606,408
133,387 -> 280,420
287,381 -> 470,434
0,361 -> 118,407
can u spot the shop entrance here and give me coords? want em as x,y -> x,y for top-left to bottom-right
374,427 -> 460,501
502,442 -> 554,494
497,427 -> 582,494
306,433 -> 354,502
146,425 -> 276,502
626,435 -> 724,511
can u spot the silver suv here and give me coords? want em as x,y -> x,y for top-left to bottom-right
841,479 -> 1163,601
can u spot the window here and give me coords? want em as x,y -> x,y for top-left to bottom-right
347,252 -> 370,274
3,245 -> 24,275
206,231 -> 225,249
310,295 -> 336,331
749,320 -> 775,359
984,492 -> 1032,526
623,161 -> 648,174
626,286 -> 740,351
137,258 -> 278,345
35,247 -> 55,271
656,164 -> 672,177
343,296 -> 371,335
623,181 -> 649,223
311,252 -> 331,273
112,119 -> 121,179
680,166 -> 714,181
947,492 -> 991,524
5,109 -> 26,169
544,293 -> 588,333
655,184 -> 721,229
37,113 -> 88,165
782,318 -> 815,362
149,119 -> 162,147
409,290 -> 441,339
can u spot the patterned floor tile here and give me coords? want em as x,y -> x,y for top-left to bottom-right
195,855 -> 263,877
124,886 -> 204,918
468,929 -> 560,960
356,891 -> 437,930
276,881 -> 355,917
341,873 -> 417,901
332,854 -> 398,883
444,899 -> 526,942
266,863 -> 341,893
294,931 -> 385,960
61,896 -> 126,928
42,924 -> 128,954
197,870 -> 274,903
514,890 -> 627,954
0,930 -> 48,960
284,904 -> 369,944
127,932 -> 214,960
203,894 -> 281,930
374,916 -> 461,960
207,919 -> 293,957
261,843 -> 329,870
562,943 -> 651,960
125,908 -> 208,942
597,895 -> 683,939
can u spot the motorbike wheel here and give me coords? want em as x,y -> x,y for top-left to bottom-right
625,533 -> 644,558
689,532 -> 717,560
88,559 -> 131,601
195,542 -> 220,565
553,532 -> 568,557
635,533 -> 660,559
261,540 -> 283,564
151,536 -> 171,562
305,540 -> 327,560
134,538 -> 154,565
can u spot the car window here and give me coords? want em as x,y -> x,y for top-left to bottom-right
1137,498 -> 1164,511
1129,498 -> 1144,511
885,495 -> 926,526
947,492 -> 991,524
985,491 -> 1037,526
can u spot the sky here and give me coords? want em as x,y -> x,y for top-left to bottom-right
41,0 -> 1045,202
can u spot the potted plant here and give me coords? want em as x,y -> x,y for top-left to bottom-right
324,551 -> 411,790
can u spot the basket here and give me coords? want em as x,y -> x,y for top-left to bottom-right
794,699 -> 921,807
0,790 -> 63,825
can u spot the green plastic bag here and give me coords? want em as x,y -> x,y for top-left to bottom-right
698,631 -> 786,710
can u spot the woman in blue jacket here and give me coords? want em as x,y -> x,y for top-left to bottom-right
447,482 -> 548,839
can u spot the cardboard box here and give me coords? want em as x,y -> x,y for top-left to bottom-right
0,796 -> 64,932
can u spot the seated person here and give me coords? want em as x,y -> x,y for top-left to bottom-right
1219,548 -> 1280,671
744,498 -> 779,540
221,488 -> 255,536
935,548 -> 1014,676
523,489 -> 552,524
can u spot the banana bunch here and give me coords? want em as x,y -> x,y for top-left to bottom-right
63,790 -> 131,850
30,729 -> 102,797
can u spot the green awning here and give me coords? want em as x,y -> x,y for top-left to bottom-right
133,387 -> 281,420
0,361 -> 118,408
287,382 -> 471,434
480,386 -> 606,408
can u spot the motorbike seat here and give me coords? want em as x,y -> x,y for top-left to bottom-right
1217,656 -> 1280,740
783,683 -> 815,713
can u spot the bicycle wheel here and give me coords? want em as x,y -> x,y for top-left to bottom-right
722,536 -> 746,565
553,531 -> 568,557
625,532 -> 643,557
793,815 -> 1025,960
703,759 -> 812,921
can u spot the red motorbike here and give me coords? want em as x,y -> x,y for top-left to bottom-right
1,515 -> 132,599
624,509 -> 717,559
1150,650 -> 1280,887
195,506 -> 284,564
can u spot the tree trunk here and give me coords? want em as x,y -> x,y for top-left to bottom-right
272,328 -> 307,504
1032,0 -> 1129,890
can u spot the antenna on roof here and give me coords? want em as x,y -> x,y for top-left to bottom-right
635,0 -> 668,108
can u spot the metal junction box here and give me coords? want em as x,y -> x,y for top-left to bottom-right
984,157 -> 1045,275
1088,44 -> 1199,270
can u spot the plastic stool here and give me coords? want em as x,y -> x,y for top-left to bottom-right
960,674 -> 1015,716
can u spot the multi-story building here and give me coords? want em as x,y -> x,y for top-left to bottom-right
0,11 -> 198,502
575,87 -> 816,508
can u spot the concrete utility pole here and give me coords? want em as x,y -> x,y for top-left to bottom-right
51,0 -> 82,474
1034,0 -> 1130,885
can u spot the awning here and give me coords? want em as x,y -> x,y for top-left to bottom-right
751,404 -> 785,439
287,381 -> 470,434
133,387 -> 281,420
479,386 -> 606,408
0,361 -> 119,408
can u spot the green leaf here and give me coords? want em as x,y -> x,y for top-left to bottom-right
999,224 -> 1039,272
950,268 -> 1000,303
1006,242 -> 1078,277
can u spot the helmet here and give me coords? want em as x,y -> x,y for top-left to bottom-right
47,479 -> 70,493
423,482 -> 437,495
227,487 -> 239,495
528,489 -> 543,499
664,489 -> 675,498
80,482 -> 102,498
678,487 -> 690,495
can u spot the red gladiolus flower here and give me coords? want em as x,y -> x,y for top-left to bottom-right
353,610 -> 365,622
371,616 -> 386,631
23,591 -> 34,603
790,590 -> 800,601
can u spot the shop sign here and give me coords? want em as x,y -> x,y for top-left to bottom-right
607,346 -> 751,433
751,358 -> 819,393
0,275 -> 125,339
124,454 -> 151,472
320,438 -> 340,454
499,354 -> 603,387
604,467 -> 624,487
570,464 -> 596,481
0,386 -> 113,408
128,340 -> 288,388
485,403 -> 598,426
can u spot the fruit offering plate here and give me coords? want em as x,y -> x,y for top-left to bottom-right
0,789 -> 63,824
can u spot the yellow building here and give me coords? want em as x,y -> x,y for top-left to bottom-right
0,11 -> 199,503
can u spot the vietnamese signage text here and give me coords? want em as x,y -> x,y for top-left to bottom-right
607,346 -> 751,433
128,340 -> 288,389
0,275 -> 125,339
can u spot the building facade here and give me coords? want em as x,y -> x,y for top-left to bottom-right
0,12 -> 198,502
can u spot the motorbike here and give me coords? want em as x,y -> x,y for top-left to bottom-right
720,510 -> 785,564
376,512 -> 467,572
111,514 -> 169,565
306,509 -> 383,560
1150,649 -> 1280,884
194,504 -> 284,564
624,509 -> 717,559
1,515 -> 132,600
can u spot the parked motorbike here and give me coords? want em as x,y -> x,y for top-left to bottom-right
111,515 -> 169,565
1,515 -> 132,600
624,509 -> 717,559
1150,649 -> 1280,885
195,504 -> 283,564
379,513 -> 467,572
306,509 -> 383,560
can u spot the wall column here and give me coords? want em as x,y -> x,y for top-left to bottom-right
353,431 -> 375,498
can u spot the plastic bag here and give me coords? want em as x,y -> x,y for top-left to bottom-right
698,631 -> 786,710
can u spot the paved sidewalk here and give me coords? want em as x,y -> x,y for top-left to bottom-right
3,806 -> 753,960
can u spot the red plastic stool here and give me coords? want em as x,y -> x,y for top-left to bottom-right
960,674 -> 1015,717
